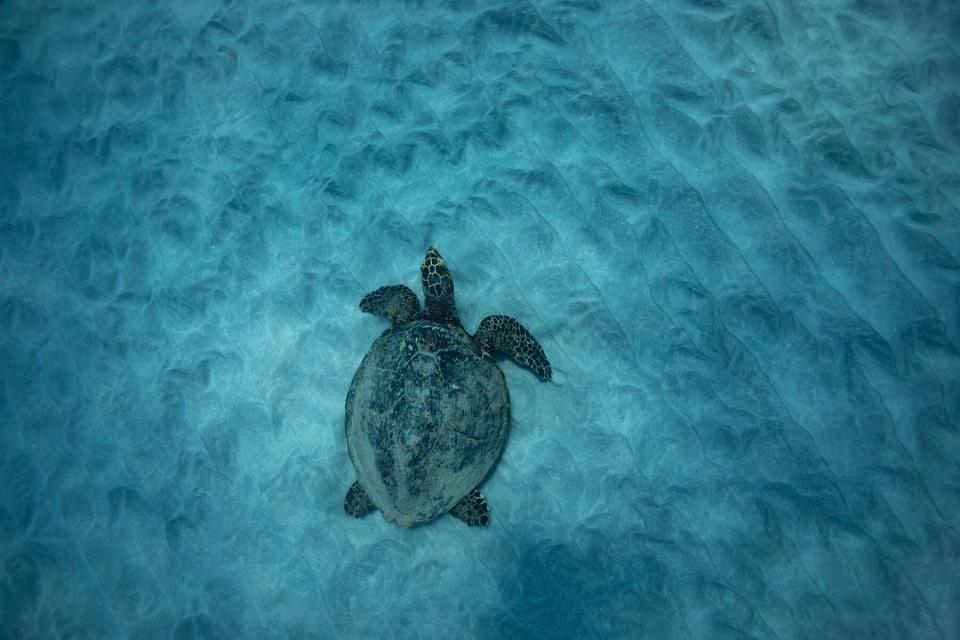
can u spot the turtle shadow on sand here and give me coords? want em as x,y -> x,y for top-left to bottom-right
343,246 -> 552,528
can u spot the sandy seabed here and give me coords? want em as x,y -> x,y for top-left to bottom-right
2,1 -> 959,638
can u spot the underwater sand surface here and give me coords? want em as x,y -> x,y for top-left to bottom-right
2,1 -> 959,638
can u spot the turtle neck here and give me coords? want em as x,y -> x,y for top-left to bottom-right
424,294 -> 458,324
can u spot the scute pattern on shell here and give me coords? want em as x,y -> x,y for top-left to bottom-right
345,319 -> 510,527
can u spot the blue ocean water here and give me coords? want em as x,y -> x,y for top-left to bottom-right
2,0 -> 959,637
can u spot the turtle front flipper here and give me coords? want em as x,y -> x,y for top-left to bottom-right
474,315 -> 552,380
450,489 -> 489,526
360,285 -> 419,323
344,481 -> 375,518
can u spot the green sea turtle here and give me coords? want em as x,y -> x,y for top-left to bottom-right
343,247 -> 551,527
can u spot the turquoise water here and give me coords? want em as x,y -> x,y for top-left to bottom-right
2,1 -> 959,638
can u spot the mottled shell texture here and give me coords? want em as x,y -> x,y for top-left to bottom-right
345,320 -> 510,527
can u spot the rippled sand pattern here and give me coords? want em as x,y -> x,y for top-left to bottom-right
2,1 -> 959,638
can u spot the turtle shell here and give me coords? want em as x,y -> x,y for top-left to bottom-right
345,319 -> 510,527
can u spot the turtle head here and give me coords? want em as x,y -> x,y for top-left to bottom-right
421,246 -> 458,322
421,246 -> 454,300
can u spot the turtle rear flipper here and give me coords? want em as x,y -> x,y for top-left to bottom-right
360,285 -> 419,323
344,481 -> 375,518
450,489 -> 489,526
474,315 -> 552,380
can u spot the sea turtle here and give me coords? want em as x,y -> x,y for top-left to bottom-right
343,246 -> 551,527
